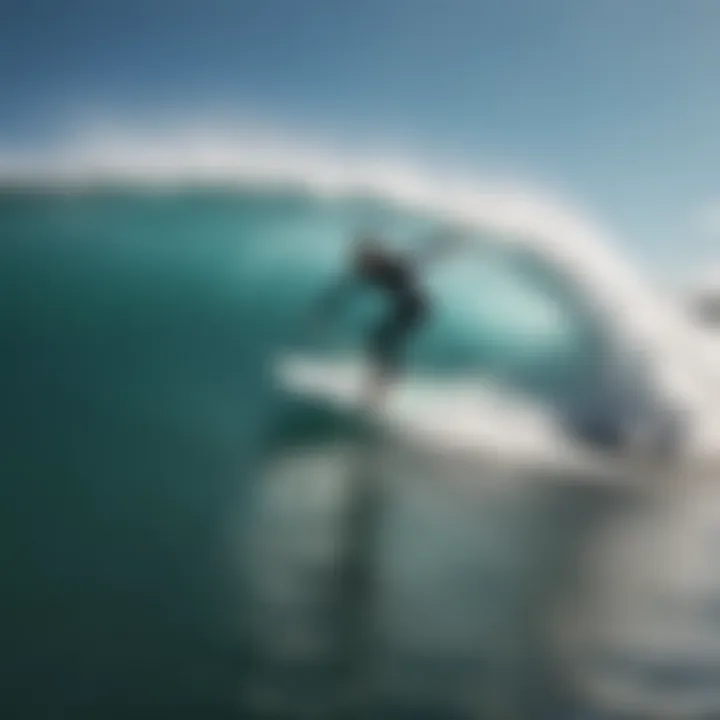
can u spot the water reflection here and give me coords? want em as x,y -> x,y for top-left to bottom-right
562,475 -> 720,718
242,438 -> 720,719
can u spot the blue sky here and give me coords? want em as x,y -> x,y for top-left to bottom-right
2,0 -> 720,272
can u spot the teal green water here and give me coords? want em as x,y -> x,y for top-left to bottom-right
0,188 -> 635,718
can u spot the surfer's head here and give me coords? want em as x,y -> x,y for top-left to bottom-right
353,233 -> 384,272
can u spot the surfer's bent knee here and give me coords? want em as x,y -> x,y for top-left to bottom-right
368,292 -> 428,375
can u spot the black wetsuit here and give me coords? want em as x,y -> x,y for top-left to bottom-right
319,252 -> 428,374
362,255 -> 428,373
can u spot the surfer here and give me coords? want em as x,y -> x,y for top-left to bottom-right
312,232 -> 458,409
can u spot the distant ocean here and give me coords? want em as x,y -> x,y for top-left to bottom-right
3,184 -> 720,719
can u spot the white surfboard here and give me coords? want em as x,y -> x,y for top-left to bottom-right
274,354 -> 635,482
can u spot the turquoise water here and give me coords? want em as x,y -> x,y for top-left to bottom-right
0,187 -> 688,718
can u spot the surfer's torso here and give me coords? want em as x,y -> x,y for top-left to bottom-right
356,251 -> 422,305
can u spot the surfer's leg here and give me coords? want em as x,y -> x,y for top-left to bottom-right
366,313 -> 404,410
365,296 -> 426,409
365,323 -> 393,411
389,293 -> 427,361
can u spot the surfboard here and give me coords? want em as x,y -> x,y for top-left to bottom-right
274,354 -> 632,481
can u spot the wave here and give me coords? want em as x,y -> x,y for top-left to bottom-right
3,119 -> 720,459
8,121 -> 720,716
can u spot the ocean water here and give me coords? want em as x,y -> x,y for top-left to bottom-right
3,186 -> 720,719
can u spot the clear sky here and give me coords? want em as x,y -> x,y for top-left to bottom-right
2,0 -> 720,273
